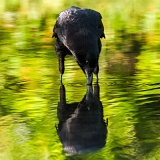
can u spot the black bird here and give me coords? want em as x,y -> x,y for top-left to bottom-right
52,6 -> 105,85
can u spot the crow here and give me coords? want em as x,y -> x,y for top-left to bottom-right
52,6 -> 105,85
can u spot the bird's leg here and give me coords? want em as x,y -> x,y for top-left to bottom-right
96,74 -> 99,83
94,82 -> 100,100
60,84 -> 66,104
59,57 -> 65,84
60,74 -> 62,84
94,64 -> 99,83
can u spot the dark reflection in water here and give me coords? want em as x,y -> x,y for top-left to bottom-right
56,83 -> 108,155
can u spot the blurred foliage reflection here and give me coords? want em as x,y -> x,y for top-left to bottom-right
0,0 -> 160,160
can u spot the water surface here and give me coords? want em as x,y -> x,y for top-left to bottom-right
0,1 -> 160,160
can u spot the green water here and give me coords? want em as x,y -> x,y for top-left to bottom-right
0,0 -> 160,160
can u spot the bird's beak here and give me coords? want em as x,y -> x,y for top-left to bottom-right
85,68 -> 93,85
86,85 -> 93,100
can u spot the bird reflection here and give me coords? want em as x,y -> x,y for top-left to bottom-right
56,83 -> 108,155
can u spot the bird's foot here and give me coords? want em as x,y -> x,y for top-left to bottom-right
96,74 -> 99,83
60,74 -> 63,85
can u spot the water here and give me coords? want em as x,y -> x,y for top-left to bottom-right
0,1 -> 160,160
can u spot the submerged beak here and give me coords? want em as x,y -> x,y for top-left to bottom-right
86,85 -> 93,100
85,68 -> 93,85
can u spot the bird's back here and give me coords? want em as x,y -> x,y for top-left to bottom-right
54,7 -> 102,36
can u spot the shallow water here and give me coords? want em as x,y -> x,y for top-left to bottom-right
1,1 -> 160,160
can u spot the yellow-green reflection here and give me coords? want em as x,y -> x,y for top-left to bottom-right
0,0 -> 160,160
